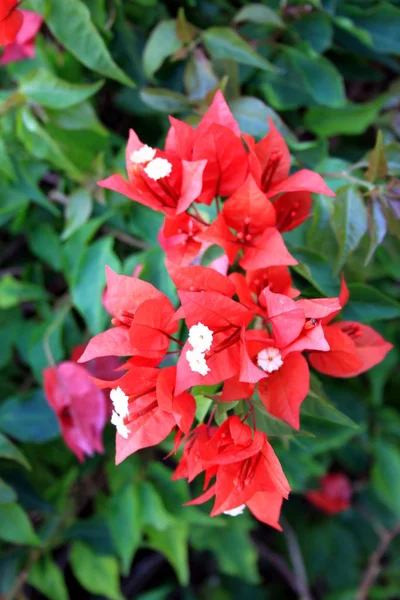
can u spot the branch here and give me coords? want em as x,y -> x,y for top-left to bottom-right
356,522 -> 400,600
103,227 -> 151,250
257,542 -> 299,594
282,517 -> 314,600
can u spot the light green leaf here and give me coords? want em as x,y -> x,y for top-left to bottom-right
0,433 -> 30,469
331,186 -> 368,273
0,503 -> 41,546
29,0 -> 133,85
372,439 -> 400,516
292,248 -> 340,297
203,27 -> 275,72
143,20 -> 182,79
61,188 -> 93,241
0,275 -> 47,309
0,138 -> 16,181
70,542 -> 123,600
28,555 -> 69,600
231,96 -> 294,140
0,480 -> 16,504
140,88 -> 192,114
233,4 -> 284,28
148,522 -> 189,586
292,12 -> 333,53
195,394 -> 212,423
107,484 -> 141,575
19,68 -> 103,109
341,284 -> 400,323
71,236 -> 120,334
365,201 -> 387,265
139,482 -> 174,532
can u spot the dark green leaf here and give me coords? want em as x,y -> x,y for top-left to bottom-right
0,480 -> 16,504
143,20 -> 182,79
0,503 -> 41,546
341,284 -> 400,322
70,542 -> 123,600
203,27 -> 275,72
372,439 -> 400,516
61,188 -> 93,241
0,434 -> 30,470
148,522 -> 189,586
293,12 -> 333,53
28,555 -> 68,600
233,4 -> 284,28
331,186 -> 368,273
0,391 -> 60,443
0,275 -> 47,309
107,484 -> 141,575
140,88 -> 192,114
365,201 -> 387,265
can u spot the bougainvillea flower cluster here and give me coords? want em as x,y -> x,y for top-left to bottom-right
44,92 -> 392,529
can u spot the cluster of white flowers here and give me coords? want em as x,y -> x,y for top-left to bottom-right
144,157 -> 172,181
257,347 -> 283,373
186,322 -> 214,376
110,387 -> 130,438
224,504 -> 246,517
130,144 -> 156,164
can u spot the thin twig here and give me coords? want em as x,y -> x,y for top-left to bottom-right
257,542 -> 299,594
356,522 -> 400,600
321,172 -> 374,191
104,227 -> 151,250
281,517 -> 314,600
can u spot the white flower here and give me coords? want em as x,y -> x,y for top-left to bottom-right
130,144 -> 156,164
188,322 -> 214,353
144,157 -> 172,181
257,347 -> 283,373
110,386 -> 129,418
186,348 -> 210,376
224,504 -> 246,517
111,411 -> 130,439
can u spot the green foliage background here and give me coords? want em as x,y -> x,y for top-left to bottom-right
0,0 -> 400,598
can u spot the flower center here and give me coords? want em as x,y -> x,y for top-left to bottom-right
188,322 -> 214,353
144,157 -> 172,181
110,386 -> 129,418
130,144 -> 156,164
257,347 -> 283,373
186,348 -> 210,376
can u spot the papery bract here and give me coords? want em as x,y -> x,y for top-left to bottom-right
0,10 -> 42,64
306,473 -> 352,514
0,0 -> 23,46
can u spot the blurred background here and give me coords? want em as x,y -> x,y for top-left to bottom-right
0,0 -> 400,598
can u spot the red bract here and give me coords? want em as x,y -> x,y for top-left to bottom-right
308,278 -> 392,378
306,473 -> 352,514
43,362 -> 106,462
98,129 -> 206,216
71,344 -> 121,382
175,289 -> 252,393
78,267 -> 169,363
110,366 -> 195,464
158,212 -> 207,266
0,0 -> 23,46
166,259 -> 236,296
199,175 -> 297,270
165,91 -> 248,204
0,10 -> 42,64
177,417 -> 290,528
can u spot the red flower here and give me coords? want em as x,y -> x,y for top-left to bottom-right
98,129 -> 206,216
176,417 -> 290,528
43,362 -> 107,462
308,278 -> 393,378
158,212 -> 207,266
306,473 -> 352,514
78,267 -> 170,363
165,259 -> 236,297
165,91 -> 248,204
71,344 -> 121,383
0,0 -> 23,46
199,174 -> 297,270
0,10 -> 42,64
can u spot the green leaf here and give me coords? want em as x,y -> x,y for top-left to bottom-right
253,402 -> 294,437
233,4 -> 284,28
301,393 -> 358,430
365,201 -> 387,265
0,275 -> 47,309
107,484 -> 141,575
366,131 -> 388,182
139,482 -> 174,532
292,12 -> 333,53
143,20 -> 182,79
184,53 -> 219,101
71,236 -> 120,334
195,394 -> 212,423
372,439 -> 400,516
258,51 -> 314,110
0,433 -> 30,469
28,555 -> 68,600
341,284 -> 400,323
345,2 -> 400,56
140,88 -> 192,114
282,47 -> 345,108
70,542 -> 123,600
19,68 -> 103,109
61,188 -> 93,241
291,248 -> 340,297
0,391 -> 60,443
331,186 -> 368,273
27,223 -> 63,271
203,27 -> 275,72
148,522 -> 189,586
304,96 -> 386,137
0,479 -> 16,504
0,138 -> 16,181
0,503 -> 41,546
230,96 -> 294,140
29,0 -> 133,86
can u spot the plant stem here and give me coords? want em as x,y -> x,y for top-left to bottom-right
281,517 -> 314,600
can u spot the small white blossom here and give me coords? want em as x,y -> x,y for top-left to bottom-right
130,144 -> 156,164
110,386 -> 129,418
111,411 -> 130,439
188,322 -> 214,353
144,157 -> 172,181
186,348 -> 210,376
224,504 -> 246,517
257,347 -> 284,373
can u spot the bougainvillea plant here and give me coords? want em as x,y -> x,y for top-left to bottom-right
66,92 -> 392,529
